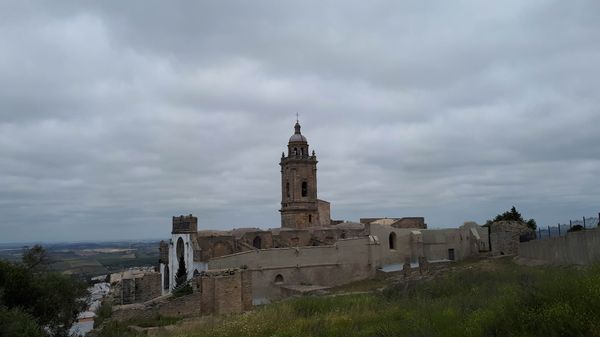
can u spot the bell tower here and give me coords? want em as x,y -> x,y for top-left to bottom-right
280,119 -> 319,229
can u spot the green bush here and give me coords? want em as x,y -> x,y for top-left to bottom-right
0,306 -> 45,337
94,301 -> 113,328
172,283 -> 193,298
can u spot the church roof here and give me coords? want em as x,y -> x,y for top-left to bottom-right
289,120 -> 307,143
289,133 -> 307,142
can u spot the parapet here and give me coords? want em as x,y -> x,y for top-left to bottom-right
172,214 -> 198,234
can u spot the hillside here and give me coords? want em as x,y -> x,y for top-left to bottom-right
95,257 -> 600,337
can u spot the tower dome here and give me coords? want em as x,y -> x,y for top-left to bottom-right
289,121 -> 307,143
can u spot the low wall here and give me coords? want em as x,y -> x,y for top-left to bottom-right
112,293 -> 202,322
519,229 -> 600,265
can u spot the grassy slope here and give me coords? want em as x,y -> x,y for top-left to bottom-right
99,258 -> 600,337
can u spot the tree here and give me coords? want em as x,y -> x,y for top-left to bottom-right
568,224 -> 584,233
485,206 -> 537,230
175,256 -> 188,288
22,244 -> 50,271
0,306 -> 44,337
0,246 -> 88,337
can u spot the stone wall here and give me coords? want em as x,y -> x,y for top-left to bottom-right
317,199 -> 331,226
208,238 -> 374,302
115,272 -> 161,305
112,269 -> 251,321
489,221 -> 533,256
519,228 -> 600,265
172,214 -> 198,234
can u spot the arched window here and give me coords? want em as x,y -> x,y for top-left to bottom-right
176,237 -> 184,260
163,266 -> 170,289
294,147 -> 298,156
253,236 -> 262,249
302,181 -> 308,197
301,147 -> 305,156
274,274 -> 284,284
389,232 -> 396,250
286,182 -> 290,198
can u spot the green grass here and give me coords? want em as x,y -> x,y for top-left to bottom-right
96,259 -> 600,337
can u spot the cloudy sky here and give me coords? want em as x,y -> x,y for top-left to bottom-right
1,1 -> 599,243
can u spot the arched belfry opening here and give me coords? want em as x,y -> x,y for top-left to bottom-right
253,236 -> 262,249
301,181 -> 308,197
389,232 -> 397,250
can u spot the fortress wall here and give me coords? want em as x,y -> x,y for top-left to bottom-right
208,237 -> 373,302
519,228 -> 600,265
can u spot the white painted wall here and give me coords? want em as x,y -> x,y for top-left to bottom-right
167,233 -> 195,292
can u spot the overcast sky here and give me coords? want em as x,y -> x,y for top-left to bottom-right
1,1 -> 599,243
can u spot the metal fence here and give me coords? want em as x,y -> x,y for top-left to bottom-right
535,214 -> 600,240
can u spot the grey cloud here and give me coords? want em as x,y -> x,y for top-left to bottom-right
0,0 -> 599,242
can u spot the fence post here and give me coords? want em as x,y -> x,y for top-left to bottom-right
570,220 -> 572,230
583,216 -> 586,229
538,227 -> 541,239
558,223 -> 561,236
548,225 -> 551,238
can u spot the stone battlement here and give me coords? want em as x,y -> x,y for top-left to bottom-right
172,214 -> 198,234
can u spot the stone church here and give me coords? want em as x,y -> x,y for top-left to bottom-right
158,120 -> 488,302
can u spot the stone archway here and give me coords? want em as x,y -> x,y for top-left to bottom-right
253,236 -> 262,249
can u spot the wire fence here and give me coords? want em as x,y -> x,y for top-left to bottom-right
535,214 -> 600,240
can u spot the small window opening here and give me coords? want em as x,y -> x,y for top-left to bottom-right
274,274 -> 284,284
163,266 -> 170,290
448,248 -> 455,261
389,232 -> 396,250
308,214 -> 312,223
286,182 -> 290,198
302,181 -> 308,197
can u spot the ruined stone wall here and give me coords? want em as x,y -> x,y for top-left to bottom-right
112,292 -> 203,322
239,231 -> 273,250
275,229 -> 313,247
195,270 -> 252,315
112,269 -> 251,321
392,217 -> 426,229
195,235 -> 236,260
490,221 -> 533,256
317,199 -> 331,226
115,272 -> 161,305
